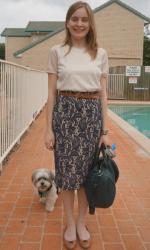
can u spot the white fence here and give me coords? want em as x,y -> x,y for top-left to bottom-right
0,60 -> 48,165
108,74 -> 125,99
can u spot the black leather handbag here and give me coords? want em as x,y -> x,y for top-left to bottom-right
84,143 -> 119,214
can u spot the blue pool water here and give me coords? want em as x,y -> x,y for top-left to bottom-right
109,105 -> 150,139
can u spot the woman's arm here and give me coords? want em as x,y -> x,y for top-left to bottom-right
99,75 -> 110,146
100,76 -> 108,131
46,73 -> 57,130
45,73 -> 57,150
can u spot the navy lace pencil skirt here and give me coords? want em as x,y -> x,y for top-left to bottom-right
52,95 -> 102,190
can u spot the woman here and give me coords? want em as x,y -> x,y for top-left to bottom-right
45,1 -> 109,249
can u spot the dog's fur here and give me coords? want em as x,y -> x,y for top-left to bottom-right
32,168 -> 58,212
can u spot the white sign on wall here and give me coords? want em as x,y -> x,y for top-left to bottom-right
126,66 -> 141,76
129,76 -> 137,84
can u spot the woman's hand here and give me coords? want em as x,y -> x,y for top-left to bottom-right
99,135 -> 110,147
44,128 -> 55,151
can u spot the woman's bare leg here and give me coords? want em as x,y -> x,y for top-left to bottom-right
76,187 -> 90,240
62,190 -> 76,241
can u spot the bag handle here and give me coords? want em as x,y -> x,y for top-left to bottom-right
95,143 -> 107,158
92,143 -> 107,167
101,143 -> 107,157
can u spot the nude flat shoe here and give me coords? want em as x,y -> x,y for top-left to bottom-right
64,238 -> 76,250
76,227 -> 92,249
63,228 -> 77,250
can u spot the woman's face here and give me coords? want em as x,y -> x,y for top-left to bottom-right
66,7 -> 90,42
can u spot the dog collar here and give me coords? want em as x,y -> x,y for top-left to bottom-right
38,184 -> 52,197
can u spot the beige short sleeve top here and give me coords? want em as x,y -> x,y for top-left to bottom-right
47,44 -> 109,92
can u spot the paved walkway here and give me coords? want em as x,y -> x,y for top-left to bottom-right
0,108 -> 150,250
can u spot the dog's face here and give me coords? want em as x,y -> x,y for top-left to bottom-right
32,169 -> 55,192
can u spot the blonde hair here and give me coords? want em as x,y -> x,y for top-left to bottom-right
63,1 -> 98,59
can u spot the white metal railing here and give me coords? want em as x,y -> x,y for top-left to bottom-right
0,59 -> 48,165
108,74 -> 125,99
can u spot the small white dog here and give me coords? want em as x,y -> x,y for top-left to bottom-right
32,168 -> 58,212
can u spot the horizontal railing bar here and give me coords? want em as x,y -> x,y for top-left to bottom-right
0,59 -> 45,72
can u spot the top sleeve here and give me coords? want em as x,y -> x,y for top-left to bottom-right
101,49 -> 109,78
47,46 -> 58,74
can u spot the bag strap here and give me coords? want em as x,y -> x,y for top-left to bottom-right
101,143 -> 107,158
93,143 -> 107,164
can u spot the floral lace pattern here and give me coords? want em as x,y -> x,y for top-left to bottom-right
52,95 -> 102,190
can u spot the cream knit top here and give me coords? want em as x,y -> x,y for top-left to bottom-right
47,44 -> 108,92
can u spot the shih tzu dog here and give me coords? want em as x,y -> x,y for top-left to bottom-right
32,168 -> 58,212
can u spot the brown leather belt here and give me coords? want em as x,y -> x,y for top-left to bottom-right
57,90 -> 100,99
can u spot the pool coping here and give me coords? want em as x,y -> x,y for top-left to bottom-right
108,100 -> 150,105
108,107 -> 150,155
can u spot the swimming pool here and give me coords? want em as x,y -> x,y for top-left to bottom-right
109,105 -> 150,139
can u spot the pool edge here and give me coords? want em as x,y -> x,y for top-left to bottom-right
108,109 -> 150,155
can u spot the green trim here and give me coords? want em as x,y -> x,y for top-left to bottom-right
1,28 -> 31,37
14,0 -> 150,56
25,21 -> 64,32
1,21 -> 65,37
3,34 -> 31,37
25,30 -> 54,32
14,28 -> 64,56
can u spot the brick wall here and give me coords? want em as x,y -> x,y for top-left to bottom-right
95,3 -> 144,66
6,37 -> 31,62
